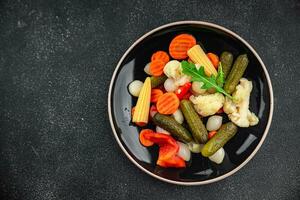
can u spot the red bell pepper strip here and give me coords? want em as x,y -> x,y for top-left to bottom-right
181,91 -> 192,100
139,131 -> 186,168
175,82 -> 192,100
208,131 -> 217,139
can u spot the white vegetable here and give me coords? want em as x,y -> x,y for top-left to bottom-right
163,60 -> 181,79
144,62 -> 152,75
155,126 -> 170,135
164,60 -> 191,87
177,142 -> 191,161
172,109 -> 184,124
223,78 -> 259,127
187,142 -> 203,153
190,93 -> 225,117
192,81 -> 206,95
209,147 -> 225,164
206,115 -> 223,131
164,78 -> 178,92
128,80 -> 143,97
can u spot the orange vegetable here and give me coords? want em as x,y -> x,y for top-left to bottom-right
151,51 -> 170,63
139,129 -> 155,147
151,89 -> 163,103
207,53 -> 219,69
156,92 -> 179,115
150,60 -> 165,76
169,34 -> 196,60
131,106 -> 135,118
208,131 -> 217,139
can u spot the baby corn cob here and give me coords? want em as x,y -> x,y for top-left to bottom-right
133,77 -> 151,124
187,45 -> 218,77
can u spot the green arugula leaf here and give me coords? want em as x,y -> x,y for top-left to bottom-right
216,63 -> 224,87
181,61 -> 232,98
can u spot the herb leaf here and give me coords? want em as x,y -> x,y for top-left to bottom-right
216,62 -> 224,87
181,61 -> 232,98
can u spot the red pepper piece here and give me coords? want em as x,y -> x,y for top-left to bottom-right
181,91 -> 192,100
175,82 -> 192,100
141,132 -> 185,168
208,131 -> 217,139
217,107 -> 224,114
157,155 -> 186,168
149,105 -> 158,118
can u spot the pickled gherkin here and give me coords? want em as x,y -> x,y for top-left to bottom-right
220,51 -> 234,79
180,100 -> 208,144
152,113 -> 193,143
224,54 -> 249,94
150,75 -> 167,88
201,122 -> 238,157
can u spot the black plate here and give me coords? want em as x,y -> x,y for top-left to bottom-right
108,21 -> 273,185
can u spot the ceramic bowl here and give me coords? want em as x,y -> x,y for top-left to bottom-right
108,21 -> 274,185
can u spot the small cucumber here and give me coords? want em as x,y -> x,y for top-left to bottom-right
220,51 -> 234,79
152,113 -> 192,143
201,122 -> 238,157
180,100 -> 208,144
224,54 -> 249,94
150,75 -> 167,88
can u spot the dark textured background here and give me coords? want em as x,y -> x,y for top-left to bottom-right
0,0 -> 299,199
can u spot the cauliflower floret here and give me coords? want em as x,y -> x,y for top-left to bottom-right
163,60 -> 191,86
248,110 -> 259,126
190,93 -> 225,117
163,60 -> 182,79
223,78 -> 259,127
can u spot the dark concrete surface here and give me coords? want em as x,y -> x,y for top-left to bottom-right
0,0 -> 299,199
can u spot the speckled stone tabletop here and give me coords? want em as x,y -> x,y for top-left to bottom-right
0,0 -> 299,199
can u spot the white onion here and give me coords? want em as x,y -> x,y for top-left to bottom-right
187,142 -> 203,153
177,142 -> 191,161
164,78 -> 178,92
144,62 -> 152,75
206,115 -> 223,131
128,80 -> 143,97
209,147 -> 225,164
172,109 -> 184,124
192,81 -> 206,94
155,126 -> 170,135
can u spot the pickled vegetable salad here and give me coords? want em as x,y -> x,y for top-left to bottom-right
128,33 -> 259,168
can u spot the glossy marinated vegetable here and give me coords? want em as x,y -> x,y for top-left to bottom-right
150,75 -> 167,88
201,122 -> 238,157
180,100 -> 208,143
224,54 -> 249,94
220,51 -> 234,79
152,113 -> 193,143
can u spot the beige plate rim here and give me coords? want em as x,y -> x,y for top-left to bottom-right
107,21 -> 274,186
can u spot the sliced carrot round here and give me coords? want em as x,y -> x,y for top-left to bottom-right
169,34 -> 196,60
151,89 -> 163,103
151,51 -> 170,63
156,92 -> 180,115
150,60 -> 165,76
139,129 -> 155,147
207,53 -> 219,69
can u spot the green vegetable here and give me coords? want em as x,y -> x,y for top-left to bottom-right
150,75 -> 167,88
201,122 -> 238,157
181,61 -> 232,98
216,63 -> 224,87
220,51 -> 234,79
152,113 -> 193,143
180,100 -> 208,143
224,54 -> 249,94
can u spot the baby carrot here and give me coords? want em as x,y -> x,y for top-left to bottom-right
207,53 -> 219,69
